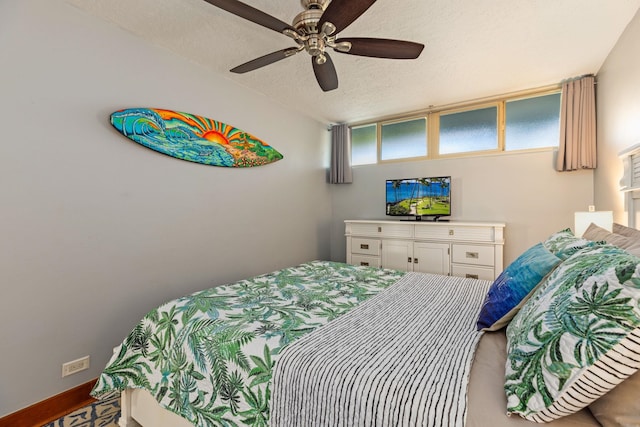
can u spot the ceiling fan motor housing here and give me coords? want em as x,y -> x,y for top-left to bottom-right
300,0 -> 329,11
293,9 -> 323,35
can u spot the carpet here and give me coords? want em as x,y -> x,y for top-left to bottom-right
42,396 -> 119,427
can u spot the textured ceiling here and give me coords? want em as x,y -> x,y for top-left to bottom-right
67,0 -> 640,124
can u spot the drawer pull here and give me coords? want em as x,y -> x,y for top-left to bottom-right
414,258 -> 418,264
466,273 -> 479,279
378,227 -> 382,233
449,229 -> 454,235
466,252 -> 479,259
360,262 -> 370,267
408,257 -> 412,263
360,244 -> 369,250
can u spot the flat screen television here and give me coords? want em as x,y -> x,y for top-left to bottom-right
386,176 -> 451,221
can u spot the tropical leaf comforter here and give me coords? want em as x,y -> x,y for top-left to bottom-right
90,261 -> 406,427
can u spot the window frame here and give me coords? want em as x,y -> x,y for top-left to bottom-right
378,116 -> 429,164
432,101 -> 504,159
503,91 -> 563,153
350,123 -> 378,166
350,87 -> 561,165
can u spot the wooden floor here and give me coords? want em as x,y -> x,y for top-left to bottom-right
0,380 -> 120,427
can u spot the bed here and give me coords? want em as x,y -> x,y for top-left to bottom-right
91,225 -> 640,427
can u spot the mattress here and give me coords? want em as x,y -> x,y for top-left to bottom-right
466,331 -> 600,426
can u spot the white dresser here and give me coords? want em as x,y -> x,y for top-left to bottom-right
345,220 -> 505,280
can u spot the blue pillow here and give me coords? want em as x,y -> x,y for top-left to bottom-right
476,243 -> 561,331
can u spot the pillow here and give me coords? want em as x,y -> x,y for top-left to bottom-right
585,223 -> 640,257
613,222 -> 640,241
589,370 -> 640,427
621,241 -> 640,258
476,243 -> 561,331
583,222 -> 625,244
505,244 -> 640,422
542,227 -> 602,260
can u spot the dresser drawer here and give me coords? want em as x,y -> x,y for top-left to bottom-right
348,222 -> 384,236
351,238 -> 380,256
347,222 -> 413,238
451,244 -> 494,266
451,265 -> 494,281
414,225 -> 452,240
415,225 -> 497,242
448,226 -> 496,242
377,223 -> 413,238
351,254 -> 381,268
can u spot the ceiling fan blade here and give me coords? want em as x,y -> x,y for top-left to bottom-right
318,0 -> 376,35
335,38 -> 424,59
203,0 -> 294,33
312,53 -> 338,92
231,48 -> 299,73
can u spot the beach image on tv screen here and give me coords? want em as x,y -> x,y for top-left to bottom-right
386,177 -> 451,216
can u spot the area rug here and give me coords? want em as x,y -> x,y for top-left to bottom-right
42,396 -> 119,427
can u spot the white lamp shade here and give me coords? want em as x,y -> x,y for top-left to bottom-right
574,211 -> 613,237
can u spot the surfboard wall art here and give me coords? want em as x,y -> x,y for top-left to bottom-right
110,108 -> 283,167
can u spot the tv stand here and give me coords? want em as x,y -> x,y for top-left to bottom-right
345,220 -> 505,280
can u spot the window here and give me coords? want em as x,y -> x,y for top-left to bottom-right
380,118 -> 427,161
351,124 -> 377,166
505,93 -> 561,151
350,88 -> 561,164
439,105 -> 498,155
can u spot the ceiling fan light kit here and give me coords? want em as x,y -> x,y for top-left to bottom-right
204,0 -> 424,91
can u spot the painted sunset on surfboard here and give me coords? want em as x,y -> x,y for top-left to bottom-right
110,108 -> 283,167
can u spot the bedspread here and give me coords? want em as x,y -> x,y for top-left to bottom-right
90,261 -> 405,427
270,273 -> 491,427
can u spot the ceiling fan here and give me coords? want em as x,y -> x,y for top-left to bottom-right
203,0 -> 425,92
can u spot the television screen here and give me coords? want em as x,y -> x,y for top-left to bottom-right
386,176 -> 451,218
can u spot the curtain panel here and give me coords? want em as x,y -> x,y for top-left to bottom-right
329,123 -> 353,184
556,75 -> 597,171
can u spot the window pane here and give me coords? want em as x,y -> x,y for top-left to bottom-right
380,118 -> 427,161
351,124 -> 377,165
439,107 -> 497,154
505,93 -> 561,151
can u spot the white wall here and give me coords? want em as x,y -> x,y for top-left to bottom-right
330,151 -> 594,266
594,9 -> 640,222
0,0 -> 330,416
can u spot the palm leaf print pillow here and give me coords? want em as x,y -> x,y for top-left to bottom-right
542,228 -> 604,260
504,244 -> 640,422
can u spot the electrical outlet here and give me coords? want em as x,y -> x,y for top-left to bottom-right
62,356 -> 90,377
588,205 -> 596,212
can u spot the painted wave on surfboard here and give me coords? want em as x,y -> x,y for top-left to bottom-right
111,108 -> 283,167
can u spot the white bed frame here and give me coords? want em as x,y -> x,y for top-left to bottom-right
119,388 -> 192,427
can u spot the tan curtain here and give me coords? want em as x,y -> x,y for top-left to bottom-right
329,123 -> 353,184
556,75 -> 597,171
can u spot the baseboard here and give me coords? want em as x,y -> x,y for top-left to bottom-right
0,379 -> 97,427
